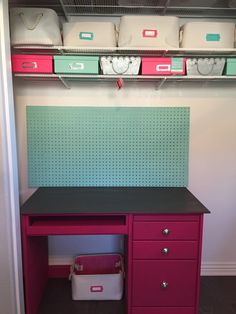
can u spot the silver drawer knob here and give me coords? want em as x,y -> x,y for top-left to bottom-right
161,281 -> 169,289
162,247 -> 169,255
162,228 -> 170,236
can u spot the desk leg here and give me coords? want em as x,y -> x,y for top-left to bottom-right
127,214 -> 133,314
22,217 -> 48,314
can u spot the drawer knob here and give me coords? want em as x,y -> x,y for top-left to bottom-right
161,281 -> 169,289
162,247 -> 169,255
162,228 -> 170,236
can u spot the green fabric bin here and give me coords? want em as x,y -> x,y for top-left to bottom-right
54,56 -> 99,74
225,58 -> 236,76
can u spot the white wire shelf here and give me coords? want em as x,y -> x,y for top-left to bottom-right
12,46 -> 236,57
13,73 -> 236,78
9,0 -> 236,18
13,73 -> 236,83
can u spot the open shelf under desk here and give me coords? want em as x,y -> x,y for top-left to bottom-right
25,214 -> 128,235
37,278 -> 126,314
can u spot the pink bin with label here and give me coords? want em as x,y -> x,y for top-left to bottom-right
12,55 -> 53,73
142,57 -> 186,75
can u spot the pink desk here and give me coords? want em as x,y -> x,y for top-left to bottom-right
21,187 -> 209,314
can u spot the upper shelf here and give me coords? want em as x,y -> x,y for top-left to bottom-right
9,0 -> 236,19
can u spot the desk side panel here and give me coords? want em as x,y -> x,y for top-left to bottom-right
22,216 -> 48,314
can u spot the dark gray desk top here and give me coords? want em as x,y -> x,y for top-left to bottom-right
21,187 -> 210,215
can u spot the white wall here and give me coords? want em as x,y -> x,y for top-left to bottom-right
14,79 -> 236,275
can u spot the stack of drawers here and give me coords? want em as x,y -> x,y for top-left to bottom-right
131,214 -> 201,314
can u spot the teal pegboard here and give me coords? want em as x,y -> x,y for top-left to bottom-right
27,107 -> 189,187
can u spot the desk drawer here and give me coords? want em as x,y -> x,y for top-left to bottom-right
132,307 -> 195,314
133,221 -> 199,240
133,241 -> 198,259
132,260 -> 197,307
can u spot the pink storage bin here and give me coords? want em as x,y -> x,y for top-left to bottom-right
70,254 -> 124,300
142,57 -> 186,75
11,54 -> 53,73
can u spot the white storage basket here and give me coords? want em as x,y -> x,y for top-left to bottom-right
63,22 -> 117,47
186,58 -> 225,76
180,22 -> 235,49
70,254 -> 124,301
100,56 -> 141,75
10,7 -> 62,46
118,15 -> 179,48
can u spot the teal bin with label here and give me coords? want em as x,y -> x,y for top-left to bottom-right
225,58 -> 236,76
54,56 -> 99,74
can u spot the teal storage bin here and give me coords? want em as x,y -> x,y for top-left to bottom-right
54,56 -> 99,74
225,58 -> 236,76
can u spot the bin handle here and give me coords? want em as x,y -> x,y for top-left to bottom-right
197,59 -> 215,76
19,12 -> 43,31
111,58 -> 130,74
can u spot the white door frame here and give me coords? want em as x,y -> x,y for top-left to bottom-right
0,1 -> 25,313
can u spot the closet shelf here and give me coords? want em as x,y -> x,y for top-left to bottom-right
13,73 -> 236,89
12,46 -> 236,57
9,0 -> 236,19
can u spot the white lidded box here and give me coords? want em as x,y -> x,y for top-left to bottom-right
70,254 -> 124,301
118,15 -> 179,48
63,22 -> 117,47
180,22 -> 235,49
10,7 -> 62,46
100,56 -> 141,75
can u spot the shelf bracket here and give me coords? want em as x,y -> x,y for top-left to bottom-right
156,78 -> 166,90
59,76 -> 71,89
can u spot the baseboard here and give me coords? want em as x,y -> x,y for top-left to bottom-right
201,262 -> 236,276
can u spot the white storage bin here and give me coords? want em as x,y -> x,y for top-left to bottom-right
70,254 -> 124,301
100,56 -> 141,75
180,22 -> 235,49
186,58 -> 225,76
118,15 -> 179,48
63,22 -> 117,47
10,7 -> 62,46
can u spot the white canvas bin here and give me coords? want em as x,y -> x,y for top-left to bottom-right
186,58 -> 225,76
63,22 -> 117,47
10,7 -> 62,46
180,22 -> 235,49
70,254 -> 124,301
100,56 -> 141,75
118,16 -> 179,48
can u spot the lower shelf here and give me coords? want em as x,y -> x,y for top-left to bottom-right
37,278 -> 126,314
14,73 -> 236,89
